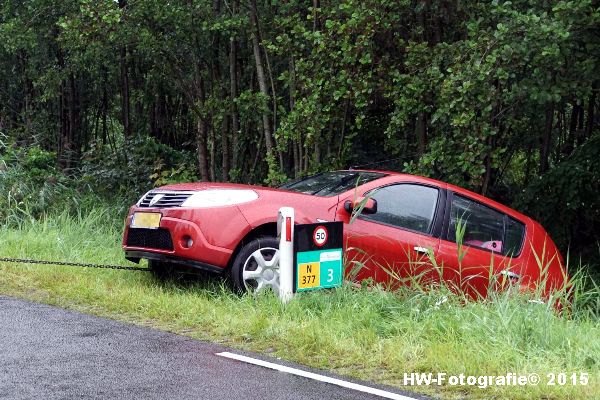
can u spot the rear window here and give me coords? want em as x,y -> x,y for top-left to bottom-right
449,194 -> 525,257
279,171 -> 386,197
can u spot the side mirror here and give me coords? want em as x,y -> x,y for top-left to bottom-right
344,197 -> 377,215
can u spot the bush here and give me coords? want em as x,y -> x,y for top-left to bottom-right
80,136 -> 198,197
0,145 -> 80,224
516,134 -> 600,260
0,137 -> 200,226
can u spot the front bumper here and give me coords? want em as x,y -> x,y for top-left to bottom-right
123,210 -> 240,270
124,250 -> 223,274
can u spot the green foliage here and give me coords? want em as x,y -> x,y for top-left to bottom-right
264,152 -> 288,186
0,136 -> 197,225
150,165 -> 198,187
80,136 -> 197,194
0,0 -> 598,263
0,145 -> 86,224
19,146 -> 57,182
389,1 -> 599,191
517,134 -> 600,251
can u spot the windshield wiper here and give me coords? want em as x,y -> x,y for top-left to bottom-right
311,173 -> 359,195
278,172 -> 324,189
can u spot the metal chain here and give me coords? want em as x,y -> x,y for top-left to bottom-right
0,257 -> 149,272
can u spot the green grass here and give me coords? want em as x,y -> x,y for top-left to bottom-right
0,209 -> 599,399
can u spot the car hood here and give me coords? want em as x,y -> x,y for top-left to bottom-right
158,181 -> 280,192
156,182 -> 340,225
156,181 -> 335,205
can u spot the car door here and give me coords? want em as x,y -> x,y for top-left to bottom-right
337,183 -> 444,287
438,192 -> 528,297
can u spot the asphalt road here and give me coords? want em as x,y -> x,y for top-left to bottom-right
0,296 -> 427,400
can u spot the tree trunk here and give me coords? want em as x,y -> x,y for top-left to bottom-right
211,0 -> 227,181
415,112 -> 427,156
119,48 -> 131,137
249,0 -> 275,159
209,123 -> 216,182
56,46 -> 67,169
229,2 -> 240,174
256,5 -> 282,168
566,102 -> 582,154
540,103 -> 554,174
57,72 -> 81,171
197,118 -> 210,181
196,78 -> 210,181
584,81 -> 598,142
298,142 -> 304,174
101,68 -> 108,145
221,115 -> 230,181
337,99 -> 350,161
18,50 -> 34,137
292,140 -> 299,178
288,57 -> 300,177
58,81 -> 68,169
523,142 -> 533,186
430,0 -> 442,44
118,0 -> 131,137
68,72 -> 79,169
312,0 -> 320,31
481,135 -> 495,196
303,144 -> 309,172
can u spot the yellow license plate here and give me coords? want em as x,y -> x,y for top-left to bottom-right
297,262 -> 320,289
131,212 -> 161,229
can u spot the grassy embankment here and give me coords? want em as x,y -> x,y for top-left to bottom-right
0,209 -> 599,400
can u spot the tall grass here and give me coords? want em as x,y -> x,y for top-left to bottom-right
0,210 -> 598,399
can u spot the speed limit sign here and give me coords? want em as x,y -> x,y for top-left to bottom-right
313,225 -> 328,247
294,221 -> 343,293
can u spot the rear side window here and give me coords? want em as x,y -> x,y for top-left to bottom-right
504,217 -> 526,256
449,195 -> 525,257
363,184 -> 439,234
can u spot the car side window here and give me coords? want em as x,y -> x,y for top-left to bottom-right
362,184 -> 439,234
449,195 -> 525,256
504,216 -> 526,256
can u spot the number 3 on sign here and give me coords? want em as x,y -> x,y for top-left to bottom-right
326,268 -> 334,283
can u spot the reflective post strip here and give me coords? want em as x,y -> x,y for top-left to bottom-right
278,207 -> 295,303
286,217 -> 292,242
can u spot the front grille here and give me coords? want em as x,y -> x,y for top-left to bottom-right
138,190 -> 193,208
126,228 -> 174,250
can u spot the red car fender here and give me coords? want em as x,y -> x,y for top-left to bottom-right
525,220 -> 570,296
236,191 -> 340,231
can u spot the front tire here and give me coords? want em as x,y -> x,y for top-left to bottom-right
231,237 -> 280,294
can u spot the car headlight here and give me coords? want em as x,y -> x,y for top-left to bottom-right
180,189 -> 258,208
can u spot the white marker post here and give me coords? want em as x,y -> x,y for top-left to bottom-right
277,207 -> 294,303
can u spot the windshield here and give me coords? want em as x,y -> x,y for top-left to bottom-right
279,171 -> 386,197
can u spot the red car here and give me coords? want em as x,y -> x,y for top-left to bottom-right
123,170 -> 568,297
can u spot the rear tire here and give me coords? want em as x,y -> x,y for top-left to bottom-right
231,237 -> 280,294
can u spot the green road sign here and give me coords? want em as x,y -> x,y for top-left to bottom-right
294,222 -> 343,292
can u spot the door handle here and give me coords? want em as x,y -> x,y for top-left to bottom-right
413,246 -> 429,254
499,270 -> 521,280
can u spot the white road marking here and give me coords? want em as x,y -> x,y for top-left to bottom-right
216,351 -> 419,400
